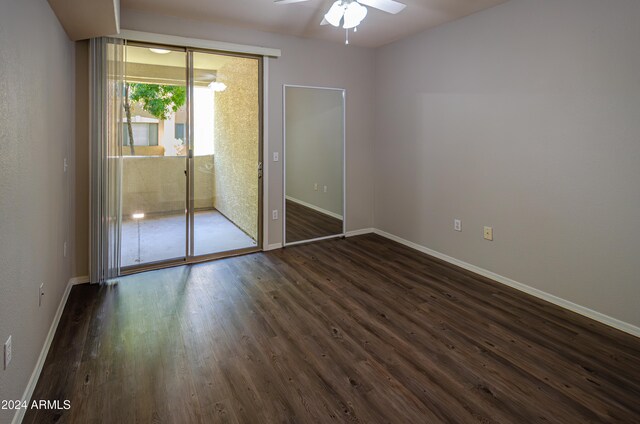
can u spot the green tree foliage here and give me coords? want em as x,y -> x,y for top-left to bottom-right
122,83 -> 187,154
128,83 -> 187,120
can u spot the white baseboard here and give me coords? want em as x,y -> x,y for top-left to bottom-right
345,228 -> 375,237
69,275 -> 90,285
285,196 -> 343,220
12,276 -> 85,424
372,229 -> 640,339
264,243 -> 283,251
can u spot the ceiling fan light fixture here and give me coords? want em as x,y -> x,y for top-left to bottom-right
343,1 -> 367,29
324,1 -> 346,27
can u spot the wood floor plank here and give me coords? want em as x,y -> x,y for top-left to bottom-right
23,234 -> 640,423
268,245 -> 528,423
285,199 -> 343,243
22,284 -> 98,424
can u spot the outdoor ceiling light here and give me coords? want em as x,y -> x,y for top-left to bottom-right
132,213 -> 145,219
149,48 -> 171,54
208,82 -> 227,92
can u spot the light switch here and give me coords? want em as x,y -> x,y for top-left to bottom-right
273,152 -> 279,162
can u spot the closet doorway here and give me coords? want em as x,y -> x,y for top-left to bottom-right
283,85 -> 346,246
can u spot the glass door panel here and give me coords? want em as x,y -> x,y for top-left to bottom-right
189,51 -> 260,257
120,45 -> 188,267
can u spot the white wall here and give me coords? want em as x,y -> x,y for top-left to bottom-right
374,0 -> 640,327
120,9 -> 376,247
286,87 -> 344,217
0,0 -> 74,421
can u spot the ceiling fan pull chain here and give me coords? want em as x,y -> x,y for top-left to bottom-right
345,28 -> 349,45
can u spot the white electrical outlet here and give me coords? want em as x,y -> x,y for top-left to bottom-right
323,185 -> 328,193
454,219 -> 462,232
63,241 -> 68,257
314,183 -> 318,191
4,335 -> 11,370
272,209 -> 278,220
39,283 -> 44,307
484,226 -> 493,241
273,152 -> 279,162
63,158 -> 68,173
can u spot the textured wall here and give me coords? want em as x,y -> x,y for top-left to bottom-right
213,57 -> 260,240
374,0 -> 640,327
0,0 -> 74,421
122,155 -> 214,215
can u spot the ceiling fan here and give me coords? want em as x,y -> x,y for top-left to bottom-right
275,0 -> 406,35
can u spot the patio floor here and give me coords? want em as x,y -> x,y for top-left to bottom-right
121,210 -> 257,267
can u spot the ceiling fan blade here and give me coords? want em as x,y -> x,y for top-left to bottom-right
358,0 -> 406,14
320,17 -> 329,25
274,0 -> 310,4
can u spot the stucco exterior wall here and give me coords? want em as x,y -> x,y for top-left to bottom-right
213,57 -> 260,240
122,154 -> 214,215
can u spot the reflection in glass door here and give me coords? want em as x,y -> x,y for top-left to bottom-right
120,45 -> 187,267
189,51 -> 260,258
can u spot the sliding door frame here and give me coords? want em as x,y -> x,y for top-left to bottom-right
120,41 -> 264,275
119,41 -> 189,275
185,47 -> 264,263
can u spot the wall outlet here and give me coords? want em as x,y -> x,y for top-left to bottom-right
63,158 -> 68,173
323,185 -> 328,193
454,219 -> 462,232
39,283 -> 44,307
484,226 -> 493,241
4,335 -> 11,370
273,152 -> 279,162
272,209 -> 278,220
63,241 -> 68,257
314,183 -> 318,191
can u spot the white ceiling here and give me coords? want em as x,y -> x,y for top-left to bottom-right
121,0 -> 509,48
48,0 -> 119,40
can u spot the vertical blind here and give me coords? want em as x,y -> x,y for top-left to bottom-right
90,37 -> 125,283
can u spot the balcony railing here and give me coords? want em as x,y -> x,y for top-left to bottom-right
122,154 -> 214,216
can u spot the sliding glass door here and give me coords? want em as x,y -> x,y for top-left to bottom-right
119,43 -> 262,271
120,45 -> 188,267
190,51 -> 261,257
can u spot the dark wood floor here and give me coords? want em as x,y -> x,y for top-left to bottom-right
25,235 -> 640,423
286,199 -> 343,243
